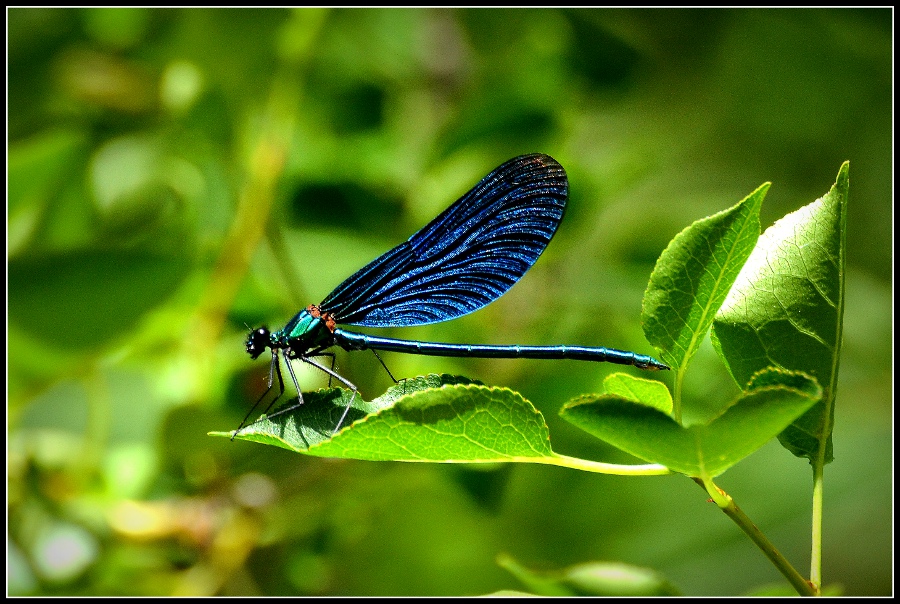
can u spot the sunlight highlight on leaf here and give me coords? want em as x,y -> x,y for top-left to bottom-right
712,162 -> 848,463
642,183 -> 766,371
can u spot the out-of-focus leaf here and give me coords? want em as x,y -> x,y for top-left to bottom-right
562,561 -> 680,597
495,553 -> 575,597
8,250 -> 192,349
8,129 -> 88,255
496,553 -> 680,597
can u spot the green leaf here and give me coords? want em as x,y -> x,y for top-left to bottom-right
8,129 -> 88,255
216,388 -> 368,453
642,184 -> 766,371
601,373 -> 673,415
560,369 -> 821,477
8,250 -> 192,350
215,374 -> 478,451
215,374 -> 557,463
312,383 -> 555,461
711,162 -> 848,464
496,553 -> 574,597
496,554 -> 680,597
562,562 -> 680,597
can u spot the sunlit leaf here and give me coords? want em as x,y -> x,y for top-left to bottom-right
601,373 -> 672,415
560,369 -> 821,477
496,554 -> 680,597
215,374 -> 558,463
712,162 -> 848,463
642,184 -> 766,371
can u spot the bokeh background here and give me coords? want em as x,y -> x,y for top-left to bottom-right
7,8 -> 892,596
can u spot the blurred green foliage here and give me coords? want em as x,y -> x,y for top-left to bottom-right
7,8 -> 891,596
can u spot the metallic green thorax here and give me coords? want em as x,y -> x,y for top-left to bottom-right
272,309 -> 335,352
245,305 -> 339,362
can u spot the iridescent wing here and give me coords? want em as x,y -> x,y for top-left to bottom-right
319,154 -> 567,327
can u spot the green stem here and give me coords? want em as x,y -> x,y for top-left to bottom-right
671,364 -> 685,423
82,366 -> 111,476
267,220 -> 307,310
543,454 -> 671,476
695,478 -> 815,596
810,464 -> 823,594
390,455 -> 671,476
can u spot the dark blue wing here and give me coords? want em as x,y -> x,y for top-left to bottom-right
319,153 -> 568,327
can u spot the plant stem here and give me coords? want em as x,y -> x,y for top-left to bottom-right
543,454 -> 671,476
672,365 -> 685,423
695,478 -> 815,596
810,463 -> 823,594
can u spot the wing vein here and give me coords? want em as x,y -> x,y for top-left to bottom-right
319,154 -> 567,327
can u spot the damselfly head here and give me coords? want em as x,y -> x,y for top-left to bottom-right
246,327 -> 271,360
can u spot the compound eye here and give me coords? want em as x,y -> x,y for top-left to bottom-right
245,327 -> 270,360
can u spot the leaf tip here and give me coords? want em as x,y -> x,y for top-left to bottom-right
834,161 -> 850,190
754,181 -> 772,196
